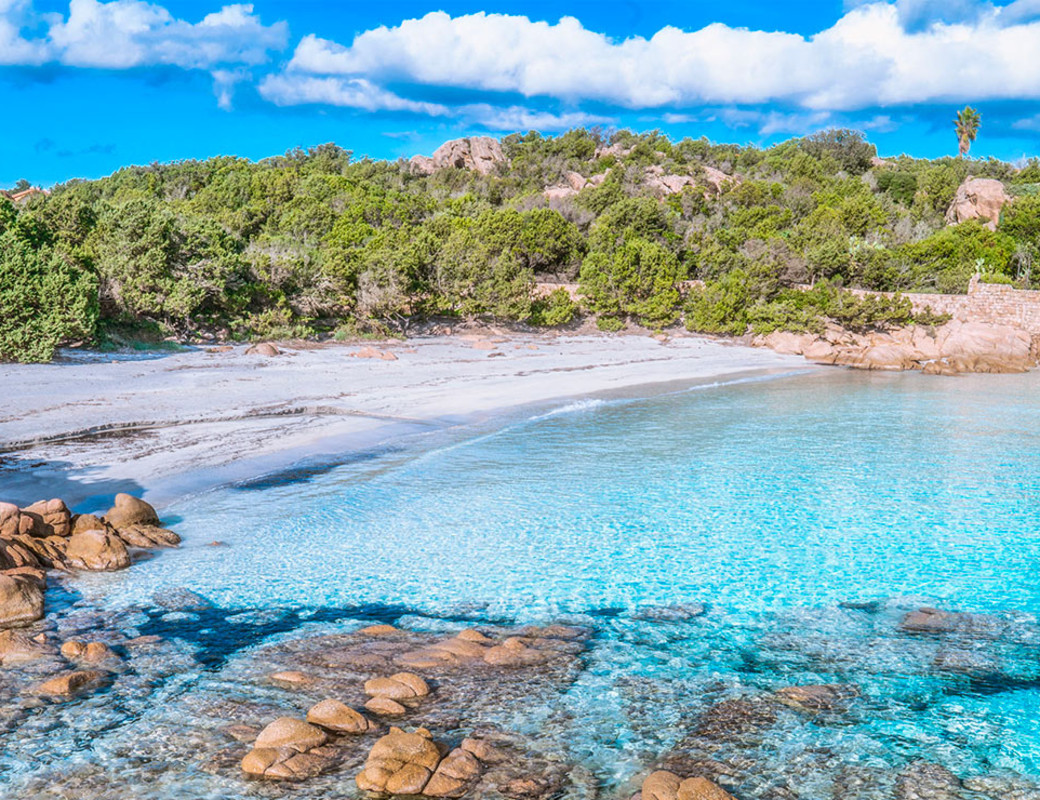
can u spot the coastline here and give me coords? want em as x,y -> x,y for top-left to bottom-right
0,332 -> 812,509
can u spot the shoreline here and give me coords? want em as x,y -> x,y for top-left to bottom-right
0,332 -> 812,509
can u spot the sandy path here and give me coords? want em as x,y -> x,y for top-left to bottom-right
0,333 -> 810,507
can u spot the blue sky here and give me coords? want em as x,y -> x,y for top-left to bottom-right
5,0 -> 1040,186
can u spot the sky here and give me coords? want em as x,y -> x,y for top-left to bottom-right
6,0 -> 1040,186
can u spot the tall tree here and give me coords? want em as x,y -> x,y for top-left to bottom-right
955,107 -> 982,157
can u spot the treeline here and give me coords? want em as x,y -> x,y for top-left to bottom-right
3,128 -> 1040,362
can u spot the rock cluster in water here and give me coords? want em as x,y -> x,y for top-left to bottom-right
0,494 -> 179,629
0,487 -> 1036,800
226,622 -> 590,796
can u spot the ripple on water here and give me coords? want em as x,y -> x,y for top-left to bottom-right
3,368 -> 1040,797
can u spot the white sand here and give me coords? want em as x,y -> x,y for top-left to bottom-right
0,333 -> 811,507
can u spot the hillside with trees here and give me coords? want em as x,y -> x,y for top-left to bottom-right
3,128 -> 1040,362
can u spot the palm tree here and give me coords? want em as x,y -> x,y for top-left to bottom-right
955,107 -> 982,157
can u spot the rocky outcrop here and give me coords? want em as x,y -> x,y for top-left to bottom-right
0,571 -> 45,629
65,529 -> 131,571
411,137 -> 508,176
755,319 -> 1040,374
945,178 -> 1010,230
365,671 -> 430,701
0,495 -> 181,634
544,170 -> 608,200
355,727 -> 485,797
244,342 -> 280,356
103,493 -> 181,548
306,699 -> 374,734
642,165 -> 739,198
350,346 -> 398,361
241,717 -> 338,780
20,499 -> 71,537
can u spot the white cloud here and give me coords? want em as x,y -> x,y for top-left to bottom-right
0,0 -> 47,64
282,5 -> 1040,112
211,67 -> 249,110
1012,112 -> 1040,130
258,74 -> 450,116
1,0 -> 286,69
460,105 -> 613,131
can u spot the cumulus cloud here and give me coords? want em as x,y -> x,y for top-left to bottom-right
0,0 -> 47,64
259,74 -> 450,116
1,0 -> 286,69
281,4 -> 1040,113
458,105 -> 613,131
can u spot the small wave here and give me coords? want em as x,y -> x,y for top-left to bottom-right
531,398 -> 607,421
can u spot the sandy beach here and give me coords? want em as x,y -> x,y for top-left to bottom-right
0,332 -> 809,508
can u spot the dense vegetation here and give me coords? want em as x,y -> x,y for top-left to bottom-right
3,128 -> 1039,362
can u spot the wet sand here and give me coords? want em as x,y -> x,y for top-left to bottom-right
0,333 -> 810,508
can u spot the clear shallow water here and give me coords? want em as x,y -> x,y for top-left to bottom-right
16,368 -> 1040,796
88,368 -> 1040,616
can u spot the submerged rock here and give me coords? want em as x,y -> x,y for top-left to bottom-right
151,587 -> 213,611
900,607 -> 1004,637
692,698 -> 778,741
33,669 -> 105,697
774,684 -> 860,713
633,604 -> 707,623
896,761 -> 961,800
0,628 -> 55,666
269,670 -> 315,689
60,640 -> 119,664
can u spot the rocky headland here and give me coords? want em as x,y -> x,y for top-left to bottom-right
754,317 -> 1040,374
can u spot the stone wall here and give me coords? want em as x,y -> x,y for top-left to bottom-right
857,278 -> 1040,334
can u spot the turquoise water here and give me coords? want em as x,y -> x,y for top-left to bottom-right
17,368 -> 1040,796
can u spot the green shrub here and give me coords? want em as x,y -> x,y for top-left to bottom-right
684,271 -> 751,335
579,237 -> 684,327
595,315 -> 625,332
0,230 -> 98,362
530,288 -> 579,327
877,171 -> 918,206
